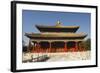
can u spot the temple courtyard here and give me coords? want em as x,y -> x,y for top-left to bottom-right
22,51 -> 91,62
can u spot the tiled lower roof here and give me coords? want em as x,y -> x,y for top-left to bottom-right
25,33 -> 87,38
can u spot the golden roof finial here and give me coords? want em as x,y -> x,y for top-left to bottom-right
56,20 -> 61,26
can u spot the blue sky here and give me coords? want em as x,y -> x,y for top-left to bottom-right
22,10 -> 91,45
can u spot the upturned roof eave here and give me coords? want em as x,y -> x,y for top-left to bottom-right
36,25 -> 80,29
25,33 -> 87,38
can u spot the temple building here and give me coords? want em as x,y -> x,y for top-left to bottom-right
25,21 -> 87,53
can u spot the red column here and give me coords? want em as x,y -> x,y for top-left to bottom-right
38,42 -> 41,53
33,42 -> 35,53
75,42 -> 78,52
37,42 -> 40,53
36,43 -> 39,53
28,40 -> 32,52
34,42 -> 37,53
64,42 -> 67,52
39,43 -> 42,53
32,42 -> 34,53
78,42 -> 79,51
49,42 -> 51,53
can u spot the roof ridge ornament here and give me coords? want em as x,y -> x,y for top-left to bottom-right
56,21 -> 62,27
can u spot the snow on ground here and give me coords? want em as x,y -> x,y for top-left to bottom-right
22,51 -> 91,62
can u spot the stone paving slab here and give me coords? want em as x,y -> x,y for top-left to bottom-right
22,51 -> 91,62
